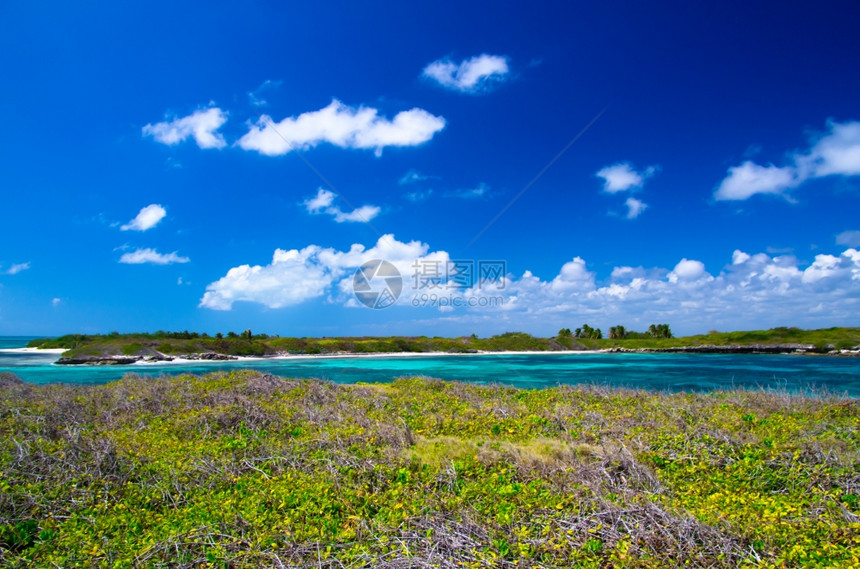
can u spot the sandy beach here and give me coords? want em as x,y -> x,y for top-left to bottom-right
131,349 -> 604,366
0,347 -> 68,354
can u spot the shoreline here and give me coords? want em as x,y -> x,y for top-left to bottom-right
56,349 -> 608,367
40,344 -> 860,367
0,347 -> 68,354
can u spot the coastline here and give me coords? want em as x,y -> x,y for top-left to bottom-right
40,344 -> 860,367
60,349 -> 607,367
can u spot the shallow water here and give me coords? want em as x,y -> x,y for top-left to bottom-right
1,337 -> 858,396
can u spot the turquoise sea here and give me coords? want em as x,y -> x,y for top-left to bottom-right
1,337 -> 859,396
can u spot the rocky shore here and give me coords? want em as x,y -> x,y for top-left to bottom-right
55,352 -> 239,365
51,344 -> 860,365
606,343 -> 860,356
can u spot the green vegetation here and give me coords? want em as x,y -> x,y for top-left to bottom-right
27,331 -> 573,360
0,371 -> 858,567
27,327 -> 860,361
574,324 -> 603,340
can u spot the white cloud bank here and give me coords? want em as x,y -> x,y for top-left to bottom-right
143,107 -> 227,149
121,204 -> 166,232
715,119 -> 860,200
237,99 -> 446,157
303,188 -> 381,223
199,235 -> 450,310
422,54 -> 510,93
119,248 -> 189,265
200,235 -> 860,333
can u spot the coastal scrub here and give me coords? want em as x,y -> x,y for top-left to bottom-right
0,371 -> 858,567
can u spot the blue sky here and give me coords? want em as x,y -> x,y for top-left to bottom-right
2,0 -> 859,337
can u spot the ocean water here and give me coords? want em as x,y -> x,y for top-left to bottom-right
1,337 -> 859,396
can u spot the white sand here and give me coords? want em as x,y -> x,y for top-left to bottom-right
0,347 -> 67,354
130,349 -> 605,366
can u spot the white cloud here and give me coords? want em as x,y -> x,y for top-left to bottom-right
200,234 -> 450,310
303,188 -> 381,224
668,259 -> 708,283
303,188 -> 336,213
331,205 -> 382,223
247,79 -> 283,107
448,183 -> 490,199
624,197 -> 648,219
714,161 -> 797,201
142,107 -> 227,149
120,204 -> 167,232
716,120 -> 860,201
237,99 -> 445,157
596,163 -> 641,193
51,298 -> 61,307
732,250 -> 751,265
4,262 -> 30,275
199,233 -> 860,333
422,54 -> 510,93
797,120 -> 860,178
118,248 -> 190,265
399,169 -> 433,185
836,230 -> 860,248
596,163 -> 657,193
477,247 -> 860,332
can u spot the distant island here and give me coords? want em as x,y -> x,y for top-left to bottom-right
26,326 -> 860,365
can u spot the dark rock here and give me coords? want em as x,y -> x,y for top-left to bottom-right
142,354 -> 174,362
632,344 -> 819,355
181,352 -> 238,361
55,356 -> 140,365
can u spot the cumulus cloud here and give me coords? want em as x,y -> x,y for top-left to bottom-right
52,298 -> 61,307
143,107 -> 227,149
422,54 -> 510,93
237,99 -> 446,157
668,258 -> 709,283
303,188 -> 336,213
715,119 -> 860,201
199,234 -> 451,310
624,197 -> 648,219
470,247 -> 860,332
836,230 -> 860,248
120,204 -> 167,232
118,248 -> 190,265
199,230 -> 860,333
714,161 -> 797,201
596,163 -> 657,193
303,188 -> 381,224
797,120 -> 860,178
4,262 -> 31,275
331,205 -> 382,223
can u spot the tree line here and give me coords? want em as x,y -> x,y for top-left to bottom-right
558,323 -> 673,340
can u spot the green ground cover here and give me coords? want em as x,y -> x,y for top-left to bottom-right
1,371 -> 858,567
26,327 -> 860,360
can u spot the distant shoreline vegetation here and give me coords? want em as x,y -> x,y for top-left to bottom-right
25,327 -> 860,365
